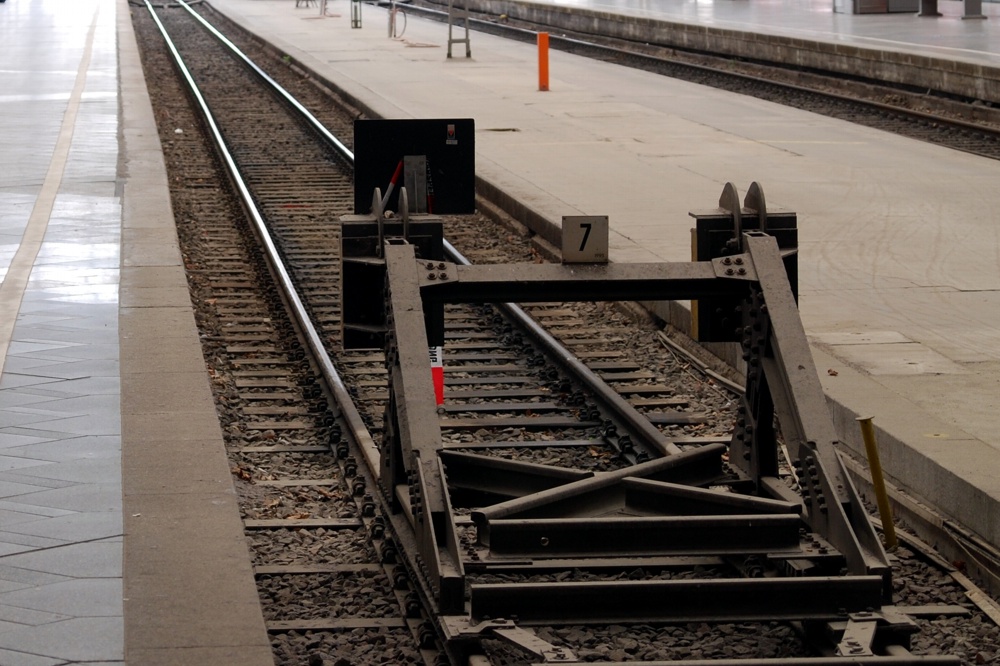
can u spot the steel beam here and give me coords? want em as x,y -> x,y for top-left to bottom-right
485,514 -> 803,557
418,259 -> 752,304
470,576 -> 885,624
473,444 -> 727,530
383,243 -> 465,613
441,450 -> 592,505
622,478 -> 801,516
742,233 -> 889,581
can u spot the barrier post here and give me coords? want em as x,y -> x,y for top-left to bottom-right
351,0 -> 362,28
538,32 -> 549,91
857,416 -> 898,551
962,0 -> 986,19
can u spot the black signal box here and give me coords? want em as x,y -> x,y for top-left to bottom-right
353,118 -> 475,215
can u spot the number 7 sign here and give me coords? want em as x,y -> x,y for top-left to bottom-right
561,215 -> 609,264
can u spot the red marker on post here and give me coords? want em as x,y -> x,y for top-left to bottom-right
380,160 -> 404,211
429,346 -> 444,405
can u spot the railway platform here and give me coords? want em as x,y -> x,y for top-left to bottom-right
0,0 -> 999,662
0,0 -> 271,664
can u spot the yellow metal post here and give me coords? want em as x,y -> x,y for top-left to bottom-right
857,416 -> 898,550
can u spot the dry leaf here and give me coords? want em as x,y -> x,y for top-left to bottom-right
231,466 -> 252,482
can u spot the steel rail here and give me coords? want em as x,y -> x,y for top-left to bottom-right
158,0 -> 681,581
177,0 -> 684,458
144,0 -> 379,474
441,240 -> 682,457
143,8 -> 987,664
176,0 -> 353,160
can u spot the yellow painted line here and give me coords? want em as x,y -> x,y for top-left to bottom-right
0,5 -> 101,376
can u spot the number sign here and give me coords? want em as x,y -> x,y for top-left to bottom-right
562,215 -> 609,264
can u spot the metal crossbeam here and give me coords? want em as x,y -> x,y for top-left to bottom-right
484,514 -> 804,557
743,233 -> 888,579
469,576 -> 885,624
418,259 -> 752,304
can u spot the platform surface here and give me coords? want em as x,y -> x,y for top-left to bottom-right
209,0 -> 1000,549
564,0 -> 1000,65
0,0 -> 272,664
0,0 -> 124,662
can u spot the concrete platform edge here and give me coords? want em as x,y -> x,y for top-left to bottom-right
117,1 -> 273,663
814,346 -> 1000,549
423,0 -> 1000,104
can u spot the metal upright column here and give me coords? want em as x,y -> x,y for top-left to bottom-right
917,0 -> 941,16
447,0 -> 471,58
963,0 -> 986,18
351,0 -> 362,28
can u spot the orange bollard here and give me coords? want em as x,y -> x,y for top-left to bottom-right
538,32 -> 549,91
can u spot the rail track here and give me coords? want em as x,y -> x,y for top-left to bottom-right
133,2 -> 1000,664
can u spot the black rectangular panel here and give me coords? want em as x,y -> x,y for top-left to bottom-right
354,119 -> 475,214
690,210 -> 797,342
340,218 -> 445,349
